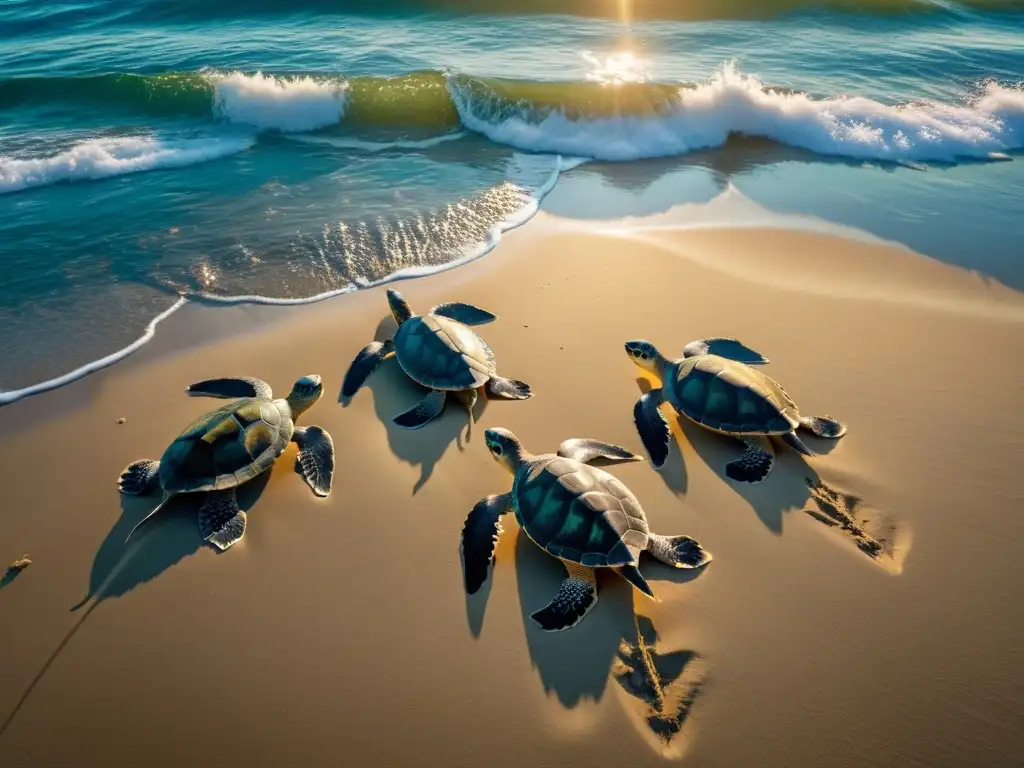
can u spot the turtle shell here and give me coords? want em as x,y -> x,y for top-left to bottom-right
511,455 -> 650,567
158,398 -> 293,493
393,313 -> 496,390
667,355 -> 799,435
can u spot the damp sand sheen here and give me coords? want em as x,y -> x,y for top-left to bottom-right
1,212 -> 1022,767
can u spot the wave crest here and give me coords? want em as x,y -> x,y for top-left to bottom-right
208,71 -> 349,132
449,63 -> 1024,163
0,135 -> 256,194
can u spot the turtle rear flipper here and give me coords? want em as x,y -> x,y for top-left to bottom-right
393,389 -> 446,429
199,489 -> 246,551
800,415 -> 847,439
342,340 -> 395,398
187,377 -> 273,400
460,493 -> 510,594
557,438 -> 641,466
485,376 -> 531,400
118,459 -> 161,495
430,302 -> 496,326
647,534 -> 711,569
293,426 -> 335,497
683,337 -> 769,365
726,437 -> 776,483
634,389 -> 671,469
530,562 -> 598,632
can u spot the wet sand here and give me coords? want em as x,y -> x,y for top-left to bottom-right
1,214 -> 1022,767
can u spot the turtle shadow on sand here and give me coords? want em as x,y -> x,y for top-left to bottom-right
339,315 -> 488,494
682,415 -> 814,536
634,377 -> 810,535
612,614 -> 708,754
73,469 -> 273,610
0,472 -> 272,740
508,532 -> 706,708
682,420 -> 901,566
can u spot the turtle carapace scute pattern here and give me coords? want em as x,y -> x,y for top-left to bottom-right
117,374 -> 335,551
626,338 -> 846,482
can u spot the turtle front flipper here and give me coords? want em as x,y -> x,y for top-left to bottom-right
186,377 -> 273,400
485,376 -> 531,400
646,533 -> 712,569
118,459 -> 161,495
460,493 -> 510,594
293,426 -> 335,497
634,388 -> 672,469
557,438 -> 642,466
530,561 -> 598,632
799,415 -> 847,439
342,340 -> 395,398
393,389 -> 446,429
199,488 -> 246,551
430,302 -> 496,326
683,338 -> 769,365
726,437 -> 776,483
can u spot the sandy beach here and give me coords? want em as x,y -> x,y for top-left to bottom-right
1,214 -> 1022,767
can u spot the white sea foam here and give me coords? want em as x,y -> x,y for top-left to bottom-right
450,62 -> 1024,163
208,71 -> 348,132
0,155 -> 576,407
0,135 -> 255,194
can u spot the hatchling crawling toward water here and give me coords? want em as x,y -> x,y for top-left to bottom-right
342,289 -> 531,432
461,428 -> 712,632
118,374 -> 335,551
626,337 -> 846,483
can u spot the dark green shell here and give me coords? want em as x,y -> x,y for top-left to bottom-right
667,355 -> 799,434
158,398 -> 292,493
511,456 -> 650,568
393,313 -> 495,390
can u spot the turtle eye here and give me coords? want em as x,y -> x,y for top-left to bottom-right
490,442 -> 503,457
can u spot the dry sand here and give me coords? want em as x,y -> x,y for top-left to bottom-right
1,214 -> 1022,767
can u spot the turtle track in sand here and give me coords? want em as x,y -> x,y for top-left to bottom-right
802,479 -> 907,573
613,615 -> 708,753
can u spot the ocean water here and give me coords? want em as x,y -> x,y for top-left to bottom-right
1,1 -> 1022,397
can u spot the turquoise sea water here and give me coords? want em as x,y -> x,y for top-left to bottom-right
1,1 -> 1022,394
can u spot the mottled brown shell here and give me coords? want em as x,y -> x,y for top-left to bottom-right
511,455 -> 650,567
667,355 -> 799,435
158,398 -> 293,493
393,313 -> 496,390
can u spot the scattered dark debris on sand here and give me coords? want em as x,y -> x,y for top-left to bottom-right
804,479 -> 896,562
2,555 -> 32,587
613,615 -> 706,744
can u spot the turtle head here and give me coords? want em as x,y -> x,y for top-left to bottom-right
484,427 -> 523,474
286,374 -> 324,418
625,339 -> 663,374
387,289 -> 413,327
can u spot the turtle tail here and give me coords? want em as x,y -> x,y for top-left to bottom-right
124,495 -> 175,544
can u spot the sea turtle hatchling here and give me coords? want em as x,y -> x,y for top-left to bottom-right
461,428 -> 712,632
342,288 -> 531,431
625,337 -> 846,483
117,375 -> 335,551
